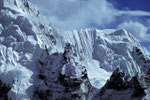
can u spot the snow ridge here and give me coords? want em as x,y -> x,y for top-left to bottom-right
0,0 -> 150,100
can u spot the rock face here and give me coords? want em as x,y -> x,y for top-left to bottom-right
95,68 -> 150,100
0,80 -> 11,100
32,44 -> 92,100
0,0 -> 150,100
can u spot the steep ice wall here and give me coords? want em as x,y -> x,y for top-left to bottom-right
55,28 -> 150,75
0,0 -> 150,100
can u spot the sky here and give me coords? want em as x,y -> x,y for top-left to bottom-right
29,0 -> 150,53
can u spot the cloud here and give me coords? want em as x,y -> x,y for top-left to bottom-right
117,21 -> 150,42
29,0 -> 150,30
29,0 -> 150,52
143,46 -> 150,56
29,0 -> 117,30
118,10 -> 150,16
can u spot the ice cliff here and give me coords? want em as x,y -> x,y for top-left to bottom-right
0,0 -> 150,100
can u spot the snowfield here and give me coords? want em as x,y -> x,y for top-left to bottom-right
0,0 -> 150,100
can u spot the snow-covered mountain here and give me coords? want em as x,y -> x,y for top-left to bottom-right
0,0 -> 150,100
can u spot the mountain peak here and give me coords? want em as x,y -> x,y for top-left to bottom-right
0,0 -> 150,100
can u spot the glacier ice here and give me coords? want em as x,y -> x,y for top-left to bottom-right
0,0 -> 150,100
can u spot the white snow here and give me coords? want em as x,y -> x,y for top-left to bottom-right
0,0 -> 150,100
85,59 -> 112,89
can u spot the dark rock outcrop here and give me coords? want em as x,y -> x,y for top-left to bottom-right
98,68 -> 149,100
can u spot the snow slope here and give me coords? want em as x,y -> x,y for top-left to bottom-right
0,0 -> 150,100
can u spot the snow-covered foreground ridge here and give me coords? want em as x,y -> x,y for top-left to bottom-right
0,0 -> 150,100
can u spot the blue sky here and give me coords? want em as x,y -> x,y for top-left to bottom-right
109,0 -> 150,52
109,0 -> 150,12
29,0 -> 150,53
